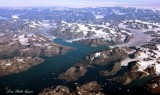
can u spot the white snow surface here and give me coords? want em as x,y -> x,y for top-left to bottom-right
112,9 -> 126,15
64,22 -> 132,42
95,15 -> 104,19
94,52 -> 101,57
5,63 -> 12,66
121,45 -> 160,75
18,34 -> 29,45
12,15 -> 19,19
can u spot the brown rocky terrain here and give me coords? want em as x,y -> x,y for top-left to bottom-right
39,81 -> 104,95
143,77 -> 160,93
99,62 -> 121,76
0,33 -> 72,58
59,62 -> 89,81
0,57 -> 44,76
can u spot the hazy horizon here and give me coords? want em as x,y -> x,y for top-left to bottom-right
0,0 -> 160,9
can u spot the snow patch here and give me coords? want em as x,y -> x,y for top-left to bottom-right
112,9 -> 126,15
0,33 -> 5,37
5,63 -> 11,66
18,34 -> 29,45
156,64 -> 160,74
94,52 -> 101,57
121,30 -> 132,36
95,15 -> 104,19
12,15 -> 19,19
78,24 -> 89,35
17,58 -> 24,62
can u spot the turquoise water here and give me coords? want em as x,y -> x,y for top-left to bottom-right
0,38 -> 108,94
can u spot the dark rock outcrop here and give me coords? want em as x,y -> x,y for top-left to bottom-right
142,44 -> 158,50
124,35 -> 133,43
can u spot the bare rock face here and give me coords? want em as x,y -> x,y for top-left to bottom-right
43,44 -> 72,57
0,41 -> 72,58
143,77 -> 160,93
124,35 -> 133,43
59,63 -> 88,81
91,47 -> 128,65
142,44 -> 158,50
144,64 -> 157,75
0,57 -> 44,76
100,62 -> 121,76
74,38 -> 107,47
111,71 -> 149,85
74,37 -> 125,47
128,61 -> 140,72
39,85 -> 72,95
0,42 -> 21,57
129,50 -> 141,58
75,81 -> 105,95
109,61 -> 149,85
151,38 -> 160,44
39,81 -> 104,95
120,76 -> 133,85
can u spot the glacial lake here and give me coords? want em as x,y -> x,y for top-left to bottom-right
0,38 -> 108,94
